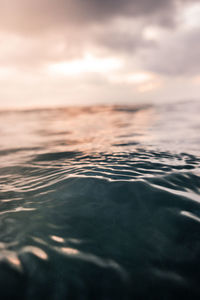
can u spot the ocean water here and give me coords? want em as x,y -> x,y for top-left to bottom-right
0,100 -> 200,299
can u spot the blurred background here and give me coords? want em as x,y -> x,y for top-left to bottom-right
0,0 -> 200,109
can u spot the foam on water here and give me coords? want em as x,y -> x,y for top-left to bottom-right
0,101 -> 200,299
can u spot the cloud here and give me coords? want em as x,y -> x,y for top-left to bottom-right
93,20 -> 156,55
0,0 -> 200,107
0,0 -> 198,61
0,0 -> 195,34
140,27 -> 200,76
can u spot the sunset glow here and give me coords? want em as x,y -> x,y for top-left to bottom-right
47,54 -> 122,76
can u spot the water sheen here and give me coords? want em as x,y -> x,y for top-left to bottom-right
0,101 -> 200,299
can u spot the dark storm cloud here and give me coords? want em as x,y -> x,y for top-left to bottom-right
0,0 -> 196,33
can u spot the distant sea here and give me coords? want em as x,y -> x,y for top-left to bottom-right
0,100 -> 200,299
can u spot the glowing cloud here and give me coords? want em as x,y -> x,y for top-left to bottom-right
47,54 -> 122,76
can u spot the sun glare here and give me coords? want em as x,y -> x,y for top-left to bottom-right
143,27 -> 161,40
47,54 -> 122,76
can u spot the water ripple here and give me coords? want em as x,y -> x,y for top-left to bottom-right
0,102 -> 200,299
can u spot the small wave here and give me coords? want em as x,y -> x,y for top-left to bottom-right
0,102 -> 200,299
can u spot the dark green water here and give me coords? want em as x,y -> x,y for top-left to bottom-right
0,101 -> 200,299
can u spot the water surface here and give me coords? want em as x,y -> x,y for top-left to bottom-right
0,101 -> 200,299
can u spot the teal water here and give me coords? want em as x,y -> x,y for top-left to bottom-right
0,101 -> 200,299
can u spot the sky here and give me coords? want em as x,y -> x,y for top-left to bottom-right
0,0 -> 200,108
